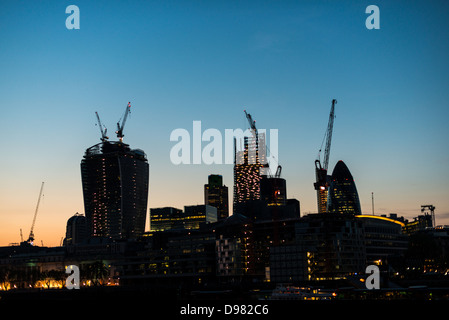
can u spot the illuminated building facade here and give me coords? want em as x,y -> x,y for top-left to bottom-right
150,207 -> 183,231
356,214 -> 408,265
204,174 -> 229,221
327,160 -> 362,215
403,214 -> 434,235
215,213 -> 256,281
81,141 -> 149,240
296,213 -> 366,280
150,205 -> 217,231
183,205 -> 217,229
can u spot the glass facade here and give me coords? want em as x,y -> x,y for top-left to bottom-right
81,141 -> 149,239
327,160 -> 362,215
204,174 -> 229,221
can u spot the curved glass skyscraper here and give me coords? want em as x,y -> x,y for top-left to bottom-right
327,160 -> 361,215
81,141 -> 149,239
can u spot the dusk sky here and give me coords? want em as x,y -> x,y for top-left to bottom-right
1,0 -> 448,246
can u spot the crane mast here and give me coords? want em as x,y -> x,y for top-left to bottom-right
244,109 -> 274,176
274,165 -> 282,178
244,109 -> 258,139
95,111 -> 109,142
27,182 -> 45,245
314,99 -> 337,213
323,99 -> 336,171
116,102 -> 131,142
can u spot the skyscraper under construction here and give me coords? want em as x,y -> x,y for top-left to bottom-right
81,103 -> 149,240
233,111 -> 268,214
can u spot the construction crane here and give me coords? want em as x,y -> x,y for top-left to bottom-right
274,165 -> 282,178
244,109 -> 258,139
421,204 -> 436,228
244,109 -> 279,177
95,111 -> 109,142
314,99 -> 337,213
116,102 -> 131,142
26,182 -> 45,245
243,109 -> 272,174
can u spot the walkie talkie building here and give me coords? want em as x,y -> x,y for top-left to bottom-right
81,141 -> 149,240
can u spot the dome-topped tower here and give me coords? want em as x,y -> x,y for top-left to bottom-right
327,160 -> 361,215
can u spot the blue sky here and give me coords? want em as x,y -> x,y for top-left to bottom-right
1,0 -> 448,246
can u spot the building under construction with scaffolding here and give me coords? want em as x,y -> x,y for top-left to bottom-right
81,103 -> 149,240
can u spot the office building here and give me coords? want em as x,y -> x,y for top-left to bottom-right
150,205 -> 217,231
81,141 -> 149,239
327,160 -> 362,215
64,212 -> 87,246
215,213 -> 256,281
204,174 -> 229,221
356,214 -> 408,265
150,207 -> 183,232
295,213 -> 366,281
403,213 -> 434,235
183,205 -> 217,229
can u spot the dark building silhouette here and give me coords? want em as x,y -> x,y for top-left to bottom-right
327,160 -> 361,215
295,213 -> 366,280
403,213 -> 434,235
204,174 -> 229,220
81,141 -> 149,240
64,212 -> 87,246
260,176 -> 287,206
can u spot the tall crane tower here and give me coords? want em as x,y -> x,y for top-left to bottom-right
26,182 -> 45,245
95,111 -> 109,142
314,99 -> 337,213
244,109 -> 258,142
116,102 -> 131,142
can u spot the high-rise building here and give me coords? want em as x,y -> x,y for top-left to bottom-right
64,212 -> 87,246
327,160 -> 362,215
233,132 -> 267,213
204,174 -> 229,221
81,141 -> 149,239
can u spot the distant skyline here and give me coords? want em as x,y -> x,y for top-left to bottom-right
1,0 -> 448,246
